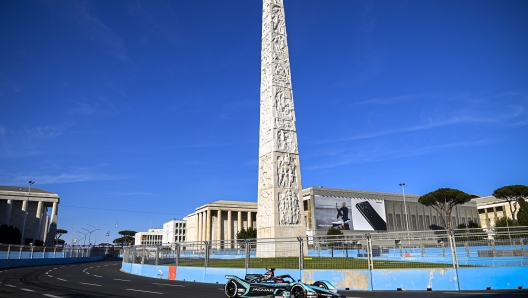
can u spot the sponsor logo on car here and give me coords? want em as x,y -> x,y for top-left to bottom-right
252,287 -> 274,292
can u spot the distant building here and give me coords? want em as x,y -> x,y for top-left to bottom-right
163,219 -> 186,244
473,196 -> 518,228
184,200 -> 257,243
135,228 -> 164,246
134,219 -> 187,246
181,187 -> 480,241
302,187 -> 479,236
0,185 -> 59,245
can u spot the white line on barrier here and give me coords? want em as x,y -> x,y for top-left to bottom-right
152,283 -> 184,287
79,282 -> 101,287
127,289 -> 163,294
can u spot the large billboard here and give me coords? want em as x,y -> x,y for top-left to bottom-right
314,195 -> 387,231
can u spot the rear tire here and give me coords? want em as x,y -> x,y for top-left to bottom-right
291,285 -> 306,298
224,280 -> 238,298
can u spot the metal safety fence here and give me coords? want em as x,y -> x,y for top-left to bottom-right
0,244 -> 106,259
123,226 -> 528,270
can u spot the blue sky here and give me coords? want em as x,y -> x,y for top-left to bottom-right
1,0 -> 527,244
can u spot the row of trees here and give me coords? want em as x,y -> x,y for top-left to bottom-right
418,184 -> 528,230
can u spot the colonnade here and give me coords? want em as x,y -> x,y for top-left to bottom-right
195,208 -> 255,243
2,199 -> 58,245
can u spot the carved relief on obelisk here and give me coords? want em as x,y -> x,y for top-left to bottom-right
257,0 -> 305,247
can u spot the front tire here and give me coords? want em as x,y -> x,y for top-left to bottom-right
291,285 -> 306,298
224,280 -> 238,298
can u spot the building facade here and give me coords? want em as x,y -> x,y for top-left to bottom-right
185,200 -> 257,243
0,185 -> 59,245
302,187 -> 479,236
163,219 -> 186,244
473,196 -> 518,228
134,219 -> 187,246
182,187 -> 480,241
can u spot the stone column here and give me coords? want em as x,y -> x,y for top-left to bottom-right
257,0 -> 306,256
217,209 -> 222,243
20,199 -> 29,244
197,212 -> 202,242
45,202 -> 58,246
201,211 -> 206,242
247,211 -> 253,229
4,199 -> 12,226
33,201 -> 44,242
206,209 -> 211,241
237,211 -> 242,233
227,210 -> 233,242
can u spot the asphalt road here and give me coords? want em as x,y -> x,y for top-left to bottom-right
0,261 -> 527,298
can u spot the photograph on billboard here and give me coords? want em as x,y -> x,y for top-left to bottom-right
314,195 -> 387,231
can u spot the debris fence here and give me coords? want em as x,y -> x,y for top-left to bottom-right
123,226 -> 528,269
0,244 -> 106,259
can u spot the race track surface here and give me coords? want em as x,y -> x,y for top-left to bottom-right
1,261 -> 527,298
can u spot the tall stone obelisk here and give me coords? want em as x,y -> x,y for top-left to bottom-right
257,0 -> 305,256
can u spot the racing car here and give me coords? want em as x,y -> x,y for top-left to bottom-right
224,268 -> 345,298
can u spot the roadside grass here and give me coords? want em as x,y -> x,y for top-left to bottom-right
169,257 -> 461,269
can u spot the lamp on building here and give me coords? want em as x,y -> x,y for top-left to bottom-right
20,181 -> 35,245
399,183 -> 411,245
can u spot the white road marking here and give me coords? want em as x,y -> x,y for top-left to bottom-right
43,294 -> 63,298
114,278 -> 130,282
127,289 -> 163,294
21,288 -> 35,292
79,282 -> 101,287
93,275 -> 103,278
5,284 -> 16,287
152,283 -> 184,287
57,278 -> 67,281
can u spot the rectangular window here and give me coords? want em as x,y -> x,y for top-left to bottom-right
495,206 -> 503,211
432,216 -> 437,226
478,209 -> 485,214
462,217 -> 466,225
425,215 -> 431,229
451,216 -> 456,228
387,214 -> 394,231
396,214 -> 402,230
411,215 -> 417,230
418,215 -> 424,230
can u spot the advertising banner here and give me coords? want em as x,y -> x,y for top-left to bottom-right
314,195 -> 387,231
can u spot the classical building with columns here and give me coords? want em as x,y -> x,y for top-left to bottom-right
185,200 -> 257,243
183,187 -> 479,242
0,185 -> 60,245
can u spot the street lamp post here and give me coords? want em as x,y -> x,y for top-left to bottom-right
82,228 -> 94,245
78,231 -> 88,246
399,183 -> 411,246
87,224 -> 106,245
20,181 -> 35,245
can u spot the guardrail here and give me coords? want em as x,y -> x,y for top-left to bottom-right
123,226 -> 528,269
